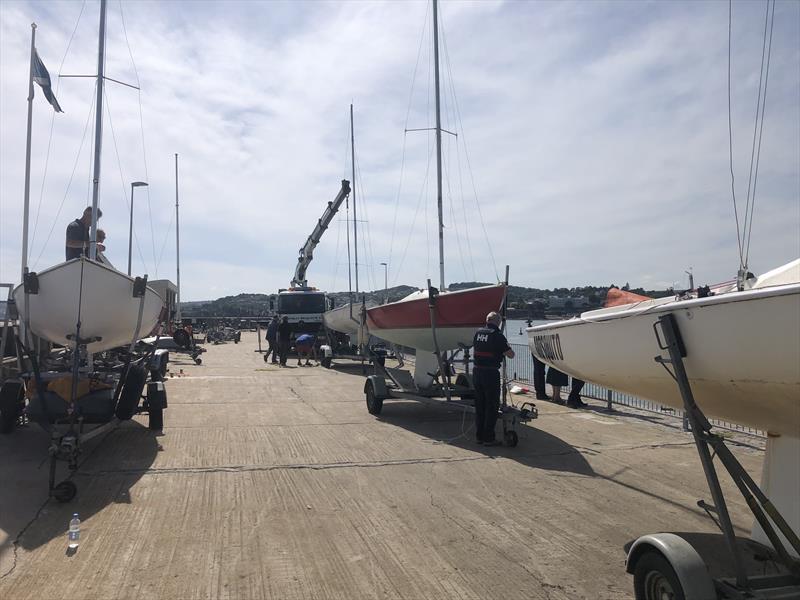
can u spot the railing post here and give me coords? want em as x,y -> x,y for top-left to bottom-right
606,388 -> 613,412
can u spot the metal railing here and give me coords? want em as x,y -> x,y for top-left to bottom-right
506,343 -> 765,438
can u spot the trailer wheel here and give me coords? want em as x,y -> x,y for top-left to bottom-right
633,550 -> 685,600
116,365 -> 147,420
321,357 -> 332,369
366,384 -> 383,415
52,480 -> 77,503
504,430 -> 518,447
0,381 -> 24,434
194,357 -> 202,365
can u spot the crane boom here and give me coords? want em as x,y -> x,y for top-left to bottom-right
291,179 -> 351,288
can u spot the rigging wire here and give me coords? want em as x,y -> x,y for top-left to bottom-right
32,84 -> 97,268
119,0 -> 158,275
354,153 -> 378,292
439,15 -> 499,281
103,87 -> 148,270
743,0 -> 776,267
727,0 -> 745,269
30,0 -> 87,251
387,1 -> 430,283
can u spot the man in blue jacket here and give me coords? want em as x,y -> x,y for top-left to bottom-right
472,311 -> 515,446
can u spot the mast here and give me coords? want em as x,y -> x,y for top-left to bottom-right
432,0 -> 445,291
88,0 -> 107,260
351,103 -> 359,295
21,23 -> 36,280
175,153 -> 182,322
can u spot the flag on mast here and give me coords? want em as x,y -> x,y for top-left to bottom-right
32,49 -> 62,112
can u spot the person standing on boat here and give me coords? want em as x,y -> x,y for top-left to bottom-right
472,311 -> 515,446
65,206 -> 102,260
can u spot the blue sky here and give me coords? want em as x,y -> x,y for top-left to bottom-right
1,0 -> 798,300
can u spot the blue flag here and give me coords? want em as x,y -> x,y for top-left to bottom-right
33,49 -> 63,113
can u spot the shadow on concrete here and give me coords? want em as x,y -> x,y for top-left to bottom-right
374,399 -> 596,478
0,419 -> 159,560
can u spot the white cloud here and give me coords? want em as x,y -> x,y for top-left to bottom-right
1,0 -> 798,300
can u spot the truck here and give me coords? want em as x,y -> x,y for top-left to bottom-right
275,179 -> 351,337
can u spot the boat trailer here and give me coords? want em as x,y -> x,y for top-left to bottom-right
625,313 -> 800,599
362,276 -> 536,447
0,276 -> 169,503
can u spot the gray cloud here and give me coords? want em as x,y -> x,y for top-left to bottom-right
1,0 -> 798,300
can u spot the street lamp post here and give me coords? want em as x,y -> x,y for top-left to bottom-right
128,181 -> 148,275
380,262 -> 388,304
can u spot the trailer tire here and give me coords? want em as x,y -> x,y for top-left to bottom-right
116,365 -> 147,420
52,480 -> 77,503
366,384 -> 383,416
0,381 -> 24,434
504,430 -> 518,447
633,550 -> 685,600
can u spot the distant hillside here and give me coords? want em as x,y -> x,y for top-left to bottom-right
182,282 -> 674,318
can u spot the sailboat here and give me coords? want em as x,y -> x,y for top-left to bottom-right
322,104 -> 375,349
13,0 -> 163,354
364,0 -> 506,371
527,259 -> 800,436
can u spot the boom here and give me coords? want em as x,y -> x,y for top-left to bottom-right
292,179 -> 351,288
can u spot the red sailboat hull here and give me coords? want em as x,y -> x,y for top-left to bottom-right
366,284 -> 506,352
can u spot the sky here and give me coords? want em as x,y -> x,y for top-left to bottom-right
1,0 -> 798,301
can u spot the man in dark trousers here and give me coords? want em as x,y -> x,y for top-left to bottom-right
264,315 -> 279,364
65,206 -> 102,260
277,316 -> 292,367
531,355 -> 550,400
472,311 -> 515,446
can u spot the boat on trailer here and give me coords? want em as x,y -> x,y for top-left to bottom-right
14,258 -> 163,354
527,259 -> 800,437
529,260 -> 800,594
366,283 -> 506,353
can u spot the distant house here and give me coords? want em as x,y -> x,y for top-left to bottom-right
547,295 -> 590,310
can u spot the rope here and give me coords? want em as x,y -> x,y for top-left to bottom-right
30,0 -> 87,252
728,0 -> 744,269
32,84 -> 96,269
103,87 -> 148,271
388,3 -> 430,284
120,0 -> 158,275
440,12 -> 499,281
744,0 -> 776,267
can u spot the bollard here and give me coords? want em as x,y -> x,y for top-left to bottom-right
606,389 -> 613,412
256,324 -> 263,353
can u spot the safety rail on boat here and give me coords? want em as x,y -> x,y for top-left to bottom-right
505,342 -> 765,438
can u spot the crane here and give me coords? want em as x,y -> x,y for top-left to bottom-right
291,179 -> 351,289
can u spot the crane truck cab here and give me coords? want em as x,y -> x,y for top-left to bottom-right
275,287 -> 331,337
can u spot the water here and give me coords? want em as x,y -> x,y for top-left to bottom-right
504,319 -> 548,345
68,513 -> 80,549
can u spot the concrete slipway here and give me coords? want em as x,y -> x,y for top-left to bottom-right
0,332 -> 765,599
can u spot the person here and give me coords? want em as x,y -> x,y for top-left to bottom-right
65,206 -> 102,260
95,229 -> 114,267
277,316 -> 291,367
294,333 -> 317,366
264,316 -> 279,364
546,365 -> 569,404
472,311 -> 515,446
531,354 -> 550,400
566,378 -> 587,409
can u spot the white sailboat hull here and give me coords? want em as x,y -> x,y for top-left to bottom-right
323,302 -> 375,345
14,258 -> 164,354
527,283 -> 800,437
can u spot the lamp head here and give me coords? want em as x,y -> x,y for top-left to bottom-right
131,181 -> 148,188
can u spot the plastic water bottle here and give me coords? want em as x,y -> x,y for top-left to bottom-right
68,513 -> 80,549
